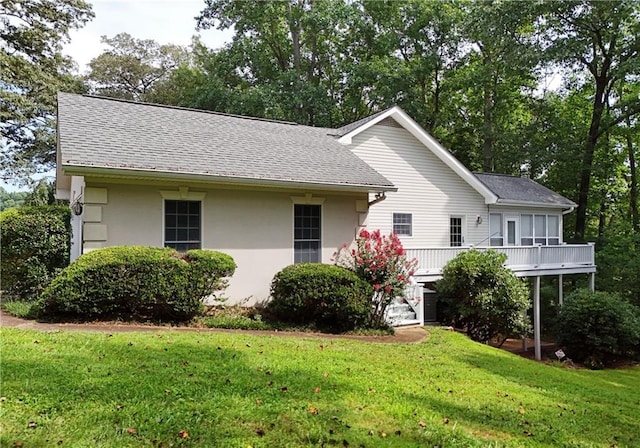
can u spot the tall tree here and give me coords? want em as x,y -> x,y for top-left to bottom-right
1,0 -> 93,184
86,33 -> 189,101
196,0 -> 355,126
544,0 -> 640,240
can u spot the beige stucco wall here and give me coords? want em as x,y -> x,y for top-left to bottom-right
83,179 -> 365,305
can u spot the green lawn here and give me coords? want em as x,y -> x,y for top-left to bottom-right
1,327 -> 638,447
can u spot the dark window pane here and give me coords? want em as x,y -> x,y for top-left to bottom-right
189,229 -> 200,241
189,215 -> 199,227
165,201 -> 177,213
177,229 -> 188,241
177,201 -> 189,214
166,215 -> 176,227
177,215 -> 188,227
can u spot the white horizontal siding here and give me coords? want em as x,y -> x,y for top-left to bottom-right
349,125 -> 489,247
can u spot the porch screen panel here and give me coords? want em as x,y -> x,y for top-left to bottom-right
548,215 -> 560,245
165,200 -> 201,251
521,214 -> 533,245
534,215 -> 547,245
489,213 -> 503,246
294,204 -> 321,263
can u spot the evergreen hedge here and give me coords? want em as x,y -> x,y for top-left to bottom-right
38,246 -> 236,321
0,205 -> 71,299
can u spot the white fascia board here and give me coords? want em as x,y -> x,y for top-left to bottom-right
61,164 -> 398,194
338,107 -> 400,145
338,107 -> 498,204
494,199 -> 577,210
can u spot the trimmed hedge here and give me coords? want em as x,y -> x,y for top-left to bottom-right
0,206 -> 71,299
557,289 -> 640,365
268,263 -> 373,331
37,246 -> 236,321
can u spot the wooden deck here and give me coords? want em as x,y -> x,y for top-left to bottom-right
406,243 -> 596,281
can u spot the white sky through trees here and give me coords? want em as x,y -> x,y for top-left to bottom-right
2,0 -> 232,192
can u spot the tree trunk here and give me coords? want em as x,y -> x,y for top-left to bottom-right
482,65 -> 495,172
574,78 -> 607,241
626,116 -> 639,232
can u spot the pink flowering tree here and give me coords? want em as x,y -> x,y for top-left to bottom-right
335,229 -> 418,327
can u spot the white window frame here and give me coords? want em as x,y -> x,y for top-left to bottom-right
160,189 -> 206,251
291,196 -> 324,264
449,215 -> 465,247
392,212 -> 413,237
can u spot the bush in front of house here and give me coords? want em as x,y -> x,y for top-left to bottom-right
334,229 -> 418,328
0,205 -> 71,300
557,289 -> 640,366
437,249 -> 531,343
37,246 -> 236,321
268,263 -> 373,331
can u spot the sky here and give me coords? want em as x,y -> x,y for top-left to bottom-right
65,0 -> 234,72
3,0 -> 233,192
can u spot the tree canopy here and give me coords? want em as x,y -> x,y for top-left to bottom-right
1,0 -> 93,184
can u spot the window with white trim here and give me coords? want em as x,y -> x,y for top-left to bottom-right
489,213 -> 503,246
294,204 -> 321,263
164,200 -> 201,251
450,216 -> 464,246
393,213 -> 412,236
521,214 -> 560,245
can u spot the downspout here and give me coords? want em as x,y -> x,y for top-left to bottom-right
368,192 -> 387,207
562,206 -> 575,215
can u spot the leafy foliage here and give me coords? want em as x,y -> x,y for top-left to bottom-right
268,263 -> 373,331
596,231 -> 640,306
335,229 -> 417,328
557,289 -> 640,365
85,33 -> 189,101
0,0 -> 93,183
0,205 -> 71,299
37,246 -> 236,321
0,186 -> 28,211
437,250 -> 531,343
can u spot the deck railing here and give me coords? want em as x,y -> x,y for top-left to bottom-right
406,243 -> 595,278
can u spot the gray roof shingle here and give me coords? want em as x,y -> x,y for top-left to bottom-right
474,173 -> 576,208
57,93 -> 394,191
328,108 -> 392,137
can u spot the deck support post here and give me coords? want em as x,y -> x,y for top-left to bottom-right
589,273 -> 595,291
558,274 -> 563,306
533,276 -> 541,361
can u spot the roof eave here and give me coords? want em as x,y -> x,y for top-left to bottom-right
494,199 -> 577,210
61,164 -> 398,194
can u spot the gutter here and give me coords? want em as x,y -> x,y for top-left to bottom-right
61,164 -> 398,194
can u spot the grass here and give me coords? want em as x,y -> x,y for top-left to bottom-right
1,328 -> 638,447
1,299 -> 37,319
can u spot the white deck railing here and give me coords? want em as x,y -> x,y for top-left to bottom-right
406,243 -> 596,278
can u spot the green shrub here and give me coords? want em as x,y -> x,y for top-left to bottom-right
0,206 -> 71,299
437,249 -> 531,343
37,246 -> 236,322
557,289 -> 640,365
268,263 -> 373,331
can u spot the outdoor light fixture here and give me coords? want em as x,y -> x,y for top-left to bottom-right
71,198 -> 84,216
476,215 -> 483,225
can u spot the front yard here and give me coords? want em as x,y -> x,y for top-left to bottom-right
1,327 -> 638,447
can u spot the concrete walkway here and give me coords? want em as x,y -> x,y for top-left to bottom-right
0,308 -> 429,344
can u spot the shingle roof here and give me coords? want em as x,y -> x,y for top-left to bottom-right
57,93 -> 394,191
474,173 -> 576,208
328,108 -> 392,137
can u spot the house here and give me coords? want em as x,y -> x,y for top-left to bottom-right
56,93 -> 596,359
